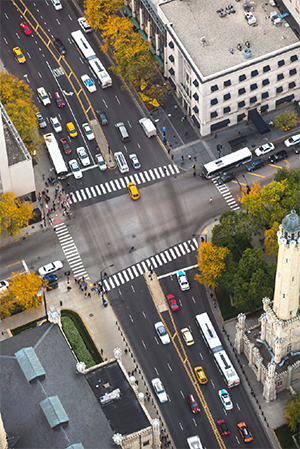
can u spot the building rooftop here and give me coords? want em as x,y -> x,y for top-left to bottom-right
86,361 -> 151,435
159,0 -> 300,77
0,323 -> 114,449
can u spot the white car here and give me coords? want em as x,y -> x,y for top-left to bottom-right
129,154 -> 141,169
284,134 -> 300,147
38,261 -> 63,276
81,74 -> 97,93
176,270 -> 190,291
69,159 -> 82,179
218,389 -> 233,411
82,123 -> 95,141
77,146 -> 90,166
37,87 -> 51,106
50,0 -> 62,10
181,327 -> 194,346
154,321 -> 170,345
0,280 -> 9,292
78,17 -> 92,33
50,116 -> 62,133
95,153 -> 107,171
151,378 -> 168,403
254,142 -> 275,157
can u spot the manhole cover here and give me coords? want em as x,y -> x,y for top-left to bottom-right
89,313 -> 93,317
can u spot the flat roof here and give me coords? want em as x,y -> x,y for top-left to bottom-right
159,0 -> 300,77
86,361 -> 151,435
0,323 -> 114,449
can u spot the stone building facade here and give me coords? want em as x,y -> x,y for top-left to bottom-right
235,208 -> 300,401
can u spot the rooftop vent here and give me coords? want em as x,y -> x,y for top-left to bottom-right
244,48 -> 253,59
200,37 -> 209,46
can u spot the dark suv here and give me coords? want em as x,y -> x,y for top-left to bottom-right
246,159 -> 265,172
269,150 -> 288,163
53,37 -> 66,55
218,172 -> 235,185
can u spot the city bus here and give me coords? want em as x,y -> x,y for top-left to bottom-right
195,312 -> 240,388
43,133 -> 68,180
202,147 -> 252,178
71,30 -> 112,88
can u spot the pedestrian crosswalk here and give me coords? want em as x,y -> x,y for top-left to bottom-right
102,238 -> 198,292
212,178 -> 240,211
54,223 -> 90,280
69,163 -> 180,204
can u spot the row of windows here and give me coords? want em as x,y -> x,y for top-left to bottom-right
210,79 -> 296,105
209,56 -> 298,91
210,86 -> 296,118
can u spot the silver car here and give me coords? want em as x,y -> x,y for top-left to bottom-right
95,154 -> 107,171
69,159 -> 82,179
151,378 -> 168,403
129,154 -> 141,169
50,116 -> 62,133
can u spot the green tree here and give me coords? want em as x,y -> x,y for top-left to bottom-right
284,390 -> 300,432
0,192 -> 34,236
195,241 -> 231,289
273,110 -> 299,131
232,248 -> 276,311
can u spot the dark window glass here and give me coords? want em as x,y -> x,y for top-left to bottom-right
211,85 -> 218,92
290,68 -> 297,76
193,79 -> 199,87
224,93 -> 231,101
239,74 -> 246,82
289,82 -> 296,89
250,83 -> 258,91
278,60 -> 285,67
276,86 -> 283,93
211,111 -> 218,118
262,92 -> 269,99
290,55 -> 298,62
262,79 -> 270,86
251,70 -> 258,77
238,88 -> 246,95
223,106 -> 231,113
277,73 -> 284,81
211,98 -> 218,105
250,96 -> 257,104
261,105 -> 269,112
237,113 -> 245,122
193,93 -> 199,101
224,80 -> 231,87
263,65 -> 270,72
169,42 -> 174,48
169,55 -> 174,62
238,100 -> 245,108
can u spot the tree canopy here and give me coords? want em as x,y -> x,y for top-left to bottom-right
0,192 -> 34,236
273,110 -> 299,131
195,241 -> 231,289
284,390 -> 300,433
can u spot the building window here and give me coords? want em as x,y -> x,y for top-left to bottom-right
262,79 -> 270,86
143,441 -> 150,447
211,111 -> 218,118
289,81 -> 296,88
278,59 -> 285,67
290,55 -> 298,62
211,98 -> 218,106
239,74 -> 246,82
251,69 -> 258,77
292,277 -> 294,281
168,41 -> 174,49
193,79 -> 199,87
224,106 -> 231,113
263,65 -> 270,72
277,381 -> 283,387
287,343 -> 292,353
211,85 -> 218,92
238,88 -> 246,95
238,100 -> 245,108
262,92 -> 269,99
237,113 -> 245,121
250,83 -> 258,91
193,93 -> 199,101
290,68 -> 297,76
250,96 -> 257,104
224,80 -> 231,87
277,73 -> 284,81
224,93 -> 231,101
276,86 -> 283,93
193,106 -> 199,113
168,55 -> 174,62
169,68 -> 174,75
261,105 -> 269,112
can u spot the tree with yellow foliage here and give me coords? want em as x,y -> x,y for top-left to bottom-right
0,192 -> 33,236
84,0 -> 123,30
273,110 -> 299,131
0,271 -> 45,319
195,241 -> 231,289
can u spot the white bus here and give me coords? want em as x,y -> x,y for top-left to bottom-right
202,147 -> 252,178
195,312 -> 240,388
43,133 -> 68,180
71,30 -> 112,88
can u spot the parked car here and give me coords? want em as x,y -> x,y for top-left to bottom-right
254,142 -> 275,156
81,74 -> 97,93
20,22 -> 32,35
96,109 -> 108,125
217,172 -> 235,185
78,17 -> 92,33
187,393 -> 200,414
82,123 -> 95,141
246,159 -> 265,172
35,112 -> 47,129
129,154 -> 141,169
53,37 -> 66,55
154,321 -> 170,345
44,274 -> 58,291
53,91 -> 65,108
237,422 -> 253,443
167,294 -> 179,312
218,389 -> 233,411
95,153 -> 107,171
60,137 -> 71,154
38,261 -> 63,276
151,378 -> 168,403
77,146 -> 90,166
69,159 -> 82,179
269,150 -> 288,163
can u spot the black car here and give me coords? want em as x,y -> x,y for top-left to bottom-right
217,172 -> 235,185
53,37 -> 66,55
246,159 -> 265,171
269,150 -> 288,163
44,274 -> 58,291
96,110 -> 108,126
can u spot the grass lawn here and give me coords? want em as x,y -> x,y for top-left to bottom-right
216,287 -> 239,321
275,424 -> 299,449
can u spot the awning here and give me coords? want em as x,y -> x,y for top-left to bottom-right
228,135 -> 247,148
276,94 -> 294,106
248,108 -> 270,134
211,119 -> 230,132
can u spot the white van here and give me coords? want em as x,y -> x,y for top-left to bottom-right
139,117 -> 157,138
114,152 -> 129,174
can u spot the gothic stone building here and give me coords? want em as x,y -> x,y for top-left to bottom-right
235,208 -> 300,401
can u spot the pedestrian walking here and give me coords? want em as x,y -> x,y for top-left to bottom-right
181,116 -> 185,122
67,182 -> 70,188
42,174 -> 45,180
74,278 -> 77,283
188,154 -> 191,160
163,167 -> 167,174
84,285 -> 87,291
171,154 -> 174,160
87,292 -> 91,298
209,197 -> 213,203
181,155 -> 184,161
84,293 -> 87,299
193,171 -> 196,177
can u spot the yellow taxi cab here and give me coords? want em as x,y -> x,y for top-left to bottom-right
194,366 -> 208,384
127,182 -> 140,200
13,47 -> 26,64
66,122 -> 77,138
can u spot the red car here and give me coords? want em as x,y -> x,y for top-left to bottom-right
53,91 -> 65,108
167,294 -> 179,312
187,394 -> 200,414
217,419 -> 230,436
60,137 -> 71,155
20,22 -> 32,35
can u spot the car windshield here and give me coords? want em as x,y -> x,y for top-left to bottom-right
158,326 -> 166,336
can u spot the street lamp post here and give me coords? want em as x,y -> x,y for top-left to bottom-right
42,280 -> 49,321
99,264 -> 114,307
242,174 -> 251,194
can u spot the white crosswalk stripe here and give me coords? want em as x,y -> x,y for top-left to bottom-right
212,177 -> 240,211
104,238 -> 199,292
69,164 -> 181,204
54,223 -> 89,279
